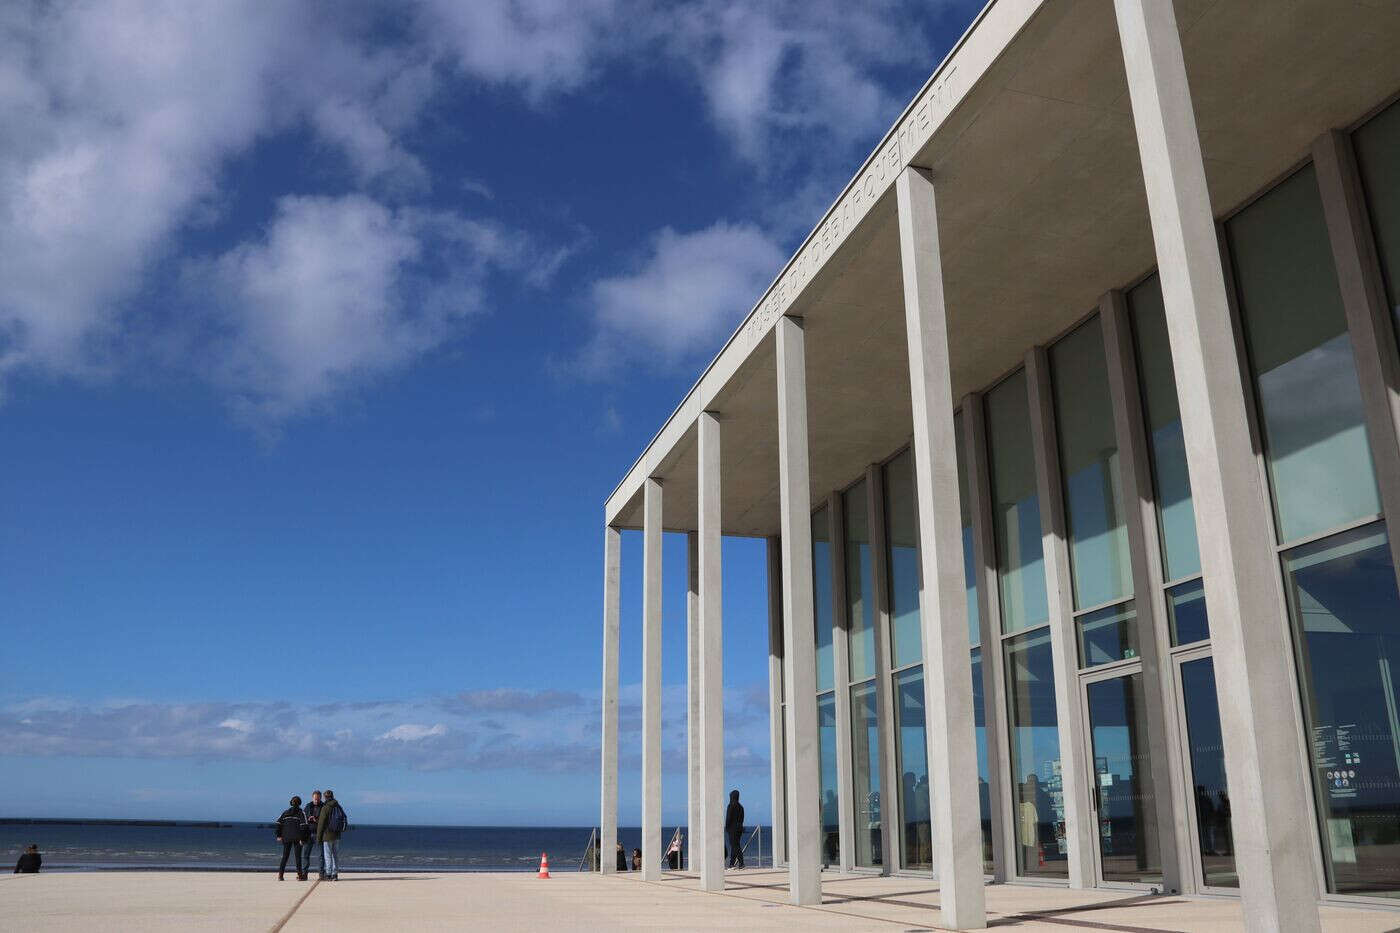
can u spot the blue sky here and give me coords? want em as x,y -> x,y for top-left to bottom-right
0,0 -> 980,826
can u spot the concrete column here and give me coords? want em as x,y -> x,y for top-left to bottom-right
600,525 -> 621,874
641,477 -> 664,881
767,536 -> 787,867
895,165 -> 986,929
1024,347 -> 1096,889
1113,0 -> 1323,927
961,394 -> 1009,883
776,314 -> 822,906
866,464 -> 900,873
686,531 -> 701,873
697,411 -> 726,891
1313,130 -> 1400,584
828,494 -> 856,872
1100,291 -> 1186,894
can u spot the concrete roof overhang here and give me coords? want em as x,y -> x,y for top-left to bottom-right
606,0 -> 1400,536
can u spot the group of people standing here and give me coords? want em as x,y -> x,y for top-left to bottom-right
274,789 -> 347,881
609,789 -> 748,872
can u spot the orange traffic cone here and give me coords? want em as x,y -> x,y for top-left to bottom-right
538,852 -> 551,879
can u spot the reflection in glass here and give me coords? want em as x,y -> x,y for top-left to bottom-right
1282,522 -> 1400,897
845,481 -> 876,681
1129,276 -> 1202,582
956,409 -> 980,647
819,692 -> 840,866
1005,627 -> 1067,876
972,648 -> 993,872
851,681 -> 882,867
1085,673 -> 1163,884
894,667 -> 932,871
813,507 -> 835,692
885,450 -> 923,668
987,372 -> 1049,633
1227,165 -> 1380,544
1179,656 -> 1237,888
1353,99 -> 1400,339
1167,578 -> 1210,646
1050,317 -> 1133,609
1077,601 -> 1139,668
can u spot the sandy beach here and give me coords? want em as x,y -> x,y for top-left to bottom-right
4,869 -> 1399,931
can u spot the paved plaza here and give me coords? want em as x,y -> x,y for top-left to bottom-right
5,869 -> 1399,931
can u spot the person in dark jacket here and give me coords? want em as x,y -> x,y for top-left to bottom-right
724,789 -> 745,869
316,789 -> 346,880
275,796 -> 307,880
615,842 -> 627,872
303,791 -> 324,879
14,845 -> 41,873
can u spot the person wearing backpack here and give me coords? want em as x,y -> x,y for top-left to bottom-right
316,789 -> 347,880
274,795 -> 308,881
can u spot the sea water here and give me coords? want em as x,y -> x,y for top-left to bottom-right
0,820 -> 772,872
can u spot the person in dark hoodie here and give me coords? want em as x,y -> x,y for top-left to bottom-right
724,789 -> 745,869
303,791 -> 324,879
316,789 -> 347,880
14,844 -> 41,873
275,796 -> 308,881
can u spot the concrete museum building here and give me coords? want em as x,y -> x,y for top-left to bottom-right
596,1 -> 1400,929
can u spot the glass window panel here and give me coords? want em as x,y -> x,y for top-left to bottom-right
956,409 -> 980,647
819,692 -> 840,866
813,507 -> 835,692
1085,672 -> 1163,884
1128,275 -> 1202,582
845,481 -> 876,682
1282,521 -> 1400,897
1077,600 -> 1139,668
1050,317 -> 1133,609
1353,100 -> 1400,342
850,680 -> 882,867
1167,578 -> 1210,646
894,666 -> 932,871
972,647 -> 993,873
1005,626 -> 1068,877
1227,165 -> 1381,544
1179,656 -> 1237,888
987,371 -> 1049,634
885,450 -> 923,668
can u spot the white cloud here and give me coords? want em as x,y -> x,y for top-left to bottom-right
578,220 -> 784,374
380,723 -> 447,742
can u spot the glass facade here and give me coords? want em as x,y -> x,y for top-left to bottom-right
1128,275 -> 1202,583
1353,99 -> 1400,337
885,450 -> 923,668
813,507 -> 835,692
894,667 -> 931,871
1050,317 -> 1133,610
972,647 -> 993,873
1085,672 -> 1162,883
850,680 -> 882,867
1179,656 -> 1237,888
956,410 -> 980,646
987,371 -> 1049,634
819,692 -> 839,865
1282,522 -> 1400,897
1005,627 -> 1066,877
1077,600 -> 1138,668
1228,164 -> 1381,545
845,481 -> 876,681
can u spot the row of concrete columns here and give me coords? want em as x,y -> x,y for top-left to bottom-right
601,1 -> 1342,928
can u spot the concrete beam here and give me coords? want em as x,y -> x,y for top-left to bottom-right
600,525 -> 621,875
827,494 -> 856,872
1113,0 -> 1322,927
776,315 -> 822,906
767,535 -> 787,867
641,477 -> 664,882
896,165 -> 986,929
698,411 -> 726,891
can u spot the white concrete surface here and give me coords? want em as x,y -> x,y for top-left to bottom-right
600,525 -> 621,875
697,410 -> 724,892
1113,0 -> 1322,928
896,164 -> 986,930
641,477 -> 663,882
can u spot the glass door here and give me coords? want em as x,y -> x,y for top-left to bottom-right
1081,667 -> 1163,886
1172,648 -> 1239,891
